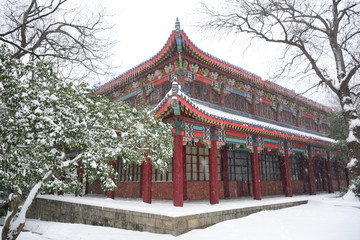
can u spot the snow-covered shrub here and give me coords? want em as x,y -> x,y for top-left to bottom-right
0,44 -> 173,240
351,176 -> 360,199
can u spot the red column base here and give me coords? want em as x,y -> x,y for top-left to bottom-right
107,192 -> 115,199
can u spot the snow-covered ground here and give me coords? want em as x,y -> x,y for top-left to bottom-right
2,192 -> 360,240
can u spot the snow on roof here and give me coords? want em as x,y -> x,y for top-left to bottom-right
194,98 -> 335,143
155,88 -> 335,144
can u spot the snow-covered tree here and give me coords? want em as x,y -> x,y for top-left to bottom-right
0,45 -> 173,240
201,0 -> 360,184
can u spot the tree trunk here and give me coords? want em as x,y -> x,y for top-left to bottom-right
339,91 -> 360,180
1,170 -> 57,240
1,192 -> 21,240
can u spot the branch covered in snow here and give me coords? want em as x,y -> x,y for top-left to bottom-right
0,45 -> 173,240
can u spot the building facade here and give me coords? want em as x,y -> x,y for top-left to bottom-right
91,20 -> 348,206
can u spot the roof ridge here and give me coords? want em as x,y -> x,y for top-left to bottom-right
95,20 -> 332,113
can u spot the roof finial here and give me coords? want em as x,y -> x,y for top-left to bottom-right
175,17 -> 180,31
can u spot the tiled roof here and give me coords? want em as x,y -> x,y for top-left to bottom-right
95,21 -> 332,112
155,85 -> 335,145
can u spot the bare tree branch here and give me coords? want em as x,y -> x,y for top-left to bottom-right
201,0 -> 360,175
0,0 -> 115,82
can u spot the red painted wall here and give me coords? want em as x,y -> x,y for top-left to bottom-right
114,182 -> 141,198
88,178 -> 341,201
86,182 -> 104,195
332,180 -> 340,191
261,181 -> 284,196
291,180 -> 305,194
152,182 -> 173,200
339,180 -> 347,188
185,182 -> 209,200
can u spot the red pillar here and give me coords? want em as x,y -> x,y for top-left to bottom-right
106,161 -> 116,199
276,106 -> 280,122
220,88 -> 225,107
296,113 -> 300,127
326,154 -> 334,193
307,148 -> 316,195
183,146 -> 187,200
75,160 -> 83,197
251,145 -> 261,200
142,156 -> 152,204
139,164 -> 143,198
58,174 -> 64,196
221,149 -> 230,199
345,168 -> 350,187
283,149 -> 293,197
250,97 -> 256,115
173,134 -> 184,207
209,139 -> 219,204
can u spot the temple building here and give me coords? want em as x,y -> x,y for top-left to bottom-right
91,20 -> 348,206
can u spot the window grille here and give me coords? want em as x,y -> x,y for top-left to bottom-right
259,154 -> 281,181
117,160 -> 141,182
227,151 -> 251,181
152,159 -> 173,182
186,146 -> 209,181
185,146 -> 221,181
289,155 -> 302,180
232,94 -> 237,110
225,94 -> 230,107
204,86 -> 210,102
239,98 -> 244,111
212,89 -> 219,104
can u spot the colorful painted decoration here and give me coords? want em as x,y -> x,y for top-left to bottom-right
147,73 -> 155,82
209,71 -> 218,80
227,78 -> 235,86
189,63 -> 199,73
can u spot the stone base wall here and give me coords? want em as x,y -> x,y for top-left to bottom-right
26,198 -> 307,236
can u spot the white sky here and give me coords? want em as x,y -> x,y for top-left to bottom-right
92,0 -> 279,80
85,0 -> 333,106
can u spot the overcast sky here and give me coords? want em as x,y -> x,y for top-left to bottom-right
85,0 -> 332,106
91,1 -> 278,79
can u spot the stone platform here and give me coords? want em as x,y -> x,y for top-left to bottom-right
27,196 -> 307,236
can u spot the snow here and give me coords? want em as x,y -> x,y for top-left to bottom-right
177,91 -> 336,144
49,94 -> 59,101
346,118 -> 360,144
342,188 -> 359,201
156,89 -> 336,144
347,158 -> 358,168
2,193 -> 359,240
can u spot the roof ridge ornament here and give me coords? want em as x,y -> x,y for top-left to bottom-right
175,17 -> 180,31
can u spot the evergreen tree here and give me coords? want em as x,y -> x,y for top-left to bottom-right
328,111 -> 360,198
0,45 -> 173,240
